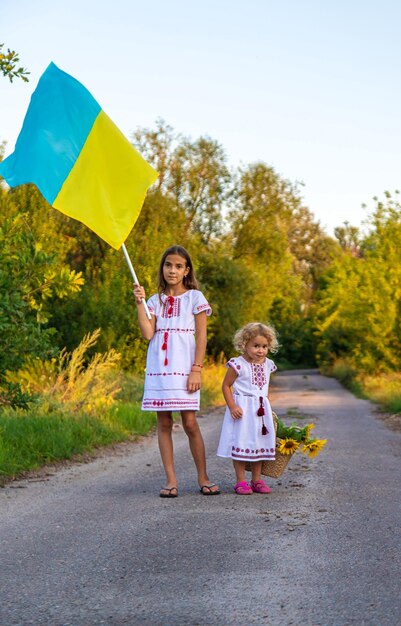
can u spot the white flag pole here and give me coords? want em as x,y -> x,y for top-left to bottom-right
121,243 -> 152,320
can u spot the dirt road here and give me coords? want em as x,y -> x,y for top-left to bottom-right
1,370 -> 400,626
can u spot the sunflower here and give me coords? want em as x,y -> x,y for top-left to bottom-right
302,439 -> 327,458
278,438 -> 300,455
305,423 -> 315,438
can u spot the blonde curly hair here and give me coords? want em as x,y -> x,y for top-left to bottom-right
233,322 -> 279,354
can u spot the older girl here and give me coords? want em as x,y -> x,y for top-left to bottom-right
134,245 -> 220,498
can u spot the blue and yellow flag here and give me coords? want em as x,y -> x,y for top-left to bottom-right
0,62 -> 158,249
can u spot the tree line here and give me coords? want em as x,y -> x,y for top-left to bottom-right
1,120 -> 400,406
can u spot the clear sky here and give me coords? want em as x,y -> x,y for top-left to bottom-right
1,0 -> 400,235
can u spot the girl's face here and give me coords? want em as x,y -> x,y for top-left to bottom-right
163,254 -> 189,289
244,334 -> 269,363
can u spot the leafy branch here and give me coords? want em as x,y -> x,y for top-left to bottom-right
0,43 -> 29,83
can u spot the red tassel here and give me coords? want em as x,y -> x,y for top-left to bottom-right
167,296 -> 174,316
162,331 -> 168,351
258,397 -> 268,435
161,331 -> 169,366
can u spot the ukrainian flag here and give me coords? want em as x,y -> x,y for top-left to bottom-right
0,62 -> 158,249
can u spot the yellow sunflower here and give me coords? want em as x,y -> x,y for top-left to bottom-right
302,439 -> 327,458
278,438 -> 300,455
305,423 -> 315,438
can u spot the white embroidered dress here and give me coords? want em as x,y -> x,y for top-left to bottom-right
141,290 -> 211,412
217,356 -> 277,462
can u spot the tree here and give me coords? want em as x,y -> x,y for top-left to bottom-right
168,136 -> 231,240
227,162 -> 318,363
314,193 -> 401,372
0,43 -> 29,82
2,117 -> 353,375
198,242 -> 257,358
0,185 -> 84,405
133,119 -> 231,241
334,221 -> 361,256
288,205 -> 341,296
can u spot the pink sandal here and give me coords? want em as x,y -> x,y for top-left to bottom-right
234,481 -> 253,495
251,479 -> 271,494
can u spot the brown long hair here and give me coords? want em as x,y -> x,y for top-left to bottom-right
157,245 -> 199,297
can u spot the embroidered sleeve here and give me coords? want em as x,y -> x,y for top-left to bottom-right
146,294 -> 158,316
269,359 -> 277,373
226,358 -> 241,373
192,290 -> 212,316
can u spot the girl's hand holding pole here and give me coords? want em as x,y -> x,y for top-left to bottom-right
133,283 -> 146,304
133,283 -> 155,340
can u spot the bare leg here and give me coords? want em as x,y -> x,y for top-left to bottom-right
181,410 -> 220,493
251,461 -> 262,482
157,411 -> 178,494
250,460 -> 271,493
233,460 -> 247,483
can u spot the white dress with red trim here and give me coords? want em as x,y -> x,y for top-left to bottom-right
141,289 -> 212,412
217,356 -> 277,462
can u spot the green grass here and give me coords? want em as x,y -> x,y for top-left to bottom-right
115,372 -> 145,404
0,404 -> 157,483
0,365 -> 226,484
108,402 -> 158,435
328,359 -> 365,397
362,373 -> 401,413
328,358 -> 401,413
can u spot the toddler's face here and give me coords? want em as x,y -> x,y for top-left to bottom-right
244,334 -> 269,363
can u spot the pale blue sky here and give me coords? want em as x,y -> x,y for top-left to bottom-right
2,0 -> 400,235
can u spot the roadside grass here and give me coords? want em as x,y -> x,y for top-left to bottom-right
0,402 -> 156,484
329,358 -> 401,413
0,364 -> 226,484
2,355 -> 399,484
362,373 -> 401,413
329,359 -> 365,397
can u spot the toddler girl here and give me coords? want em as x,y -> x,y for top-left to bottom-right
217,322 -> 278,494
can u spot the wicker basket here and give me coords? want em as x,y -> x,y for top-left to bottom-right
244,412 -> 293,478
245,445 -> 292,478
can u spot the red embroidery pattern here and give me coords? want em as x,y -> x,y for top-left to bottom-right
196,303 -> 211,313
161,297 -> 181,318
146,371 -> 188,377
231,445 -> 275,460
143,398 -> 199,408
155,328 -> 195,334
251,363 -> 266,390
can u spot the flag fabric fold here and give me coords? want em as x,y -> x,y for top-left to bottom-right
0,62 -> 158,249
